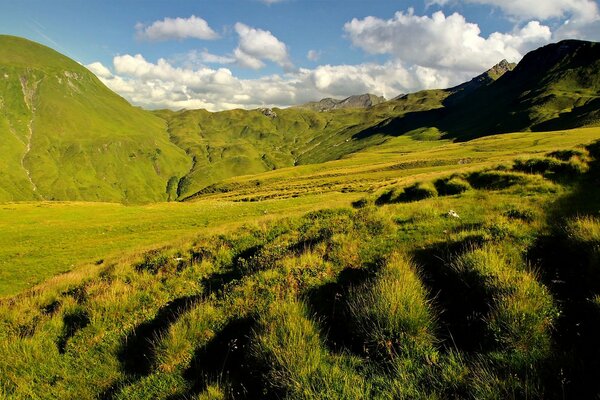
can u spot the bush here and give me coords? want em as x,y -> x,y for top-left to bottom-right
398,182 -> 438,202
546,149 -> 586,162
503,207 -> 535,222
513,157 -> 588,178
351,197 -> 370,209
467,170 -> 533,190
375,187 -> 402,205
134,250 -> 171,274
512,158 -> 562,174
434,176 -> 471,196
452,247 -> 557,367
347,253 -> 436,361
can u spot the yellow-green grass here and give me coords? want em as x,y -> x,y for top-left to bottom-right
0,173 -> 567,399
2,128 -> 599,297
189,128 -> 600,202
0,193 -> 357,297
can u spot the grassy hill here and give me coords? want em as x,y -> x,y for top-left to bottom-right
2,36 -> 600,399
0,35 -> 191,202
2,37 -> 598,202
360,40 -> 600,141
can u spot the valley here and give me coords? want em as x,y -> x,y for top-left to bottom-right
1,32 -> 600,399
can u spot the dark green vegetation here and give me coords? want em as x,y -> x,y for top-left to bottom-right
2,140 -> 600,399
1,36 -> 600,201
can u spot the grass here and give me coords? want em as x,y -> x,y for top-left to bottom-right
2,128 -> 600,297
0,193 -> 355,296
0,146 -> 599,398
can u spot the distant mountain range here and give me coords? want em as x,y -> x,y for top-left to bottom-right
293,93 -> 387,112
0,35 -> 598,202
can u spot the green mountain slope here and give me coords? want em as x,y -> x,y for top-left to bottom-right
1,36 -> 598,203
359,40 -> 600,141
0,35 -> 191,202
159,60 -> 514,199
292,93 -> 387,112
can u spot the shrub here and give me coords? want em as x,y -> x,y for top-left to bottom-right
351,197 -> 370,209
252,299 -> 374,398
546,149 -> 586,162
134,250 -> 171,274
375,187 -> 402,205
513,158 -> 562,174
398,182 -> 438,202
434,176 -> 471,196
513,157 -> 588,178
467,170 -> 533,190
347,253 -> 436,361
452,247 -> 557,367
503,207 -> 535,222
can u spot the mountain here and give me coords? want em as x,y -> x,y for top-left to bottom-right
1,36 -> 599,202
294,93 -> 387,112
0,35 -> 191,202
362,40 -> 600,142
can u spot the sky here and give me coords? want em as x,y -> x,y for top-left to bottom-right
1,0 -> 599,111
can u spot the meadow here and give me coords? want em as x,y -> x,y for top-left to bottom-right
2,127 -> 599,298
2,129 -> 600,398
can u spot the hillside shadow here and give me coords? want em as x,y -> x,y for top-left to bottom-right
526,159 -> 600,398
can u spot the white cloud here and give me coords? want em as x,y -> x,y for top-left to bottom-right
463,0 -> 599,22
86,61 -> 112,78
344,10 -> 551,74
260,0 -> 285,3
233,23 -> 293,70
307,50 -> 321,61
428,0 -> 600,40
190,49 -> 236,65
88,54 -> 442,111
136,15 -> 219,41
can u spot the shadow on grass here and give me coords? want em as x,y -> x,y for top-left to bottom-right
57,308 -> 90,354
117,295 -> 202,376
525,145 -> 600,398
411,237 -> 494,353
304,267 -> 378,355
173,317 -> 264,399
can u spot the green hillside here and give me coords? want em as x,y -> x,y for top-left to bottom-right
360,40 -> 600,141
3,37 -> 598,203
0,35 -> 191,202
2,132 -> 600,398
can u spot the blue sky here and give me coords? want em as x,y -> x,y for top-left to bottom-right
1,0 -> 599,110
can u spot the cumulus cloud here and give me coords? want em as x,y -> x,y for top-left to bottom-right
188,49 -> 236,65
428,0 -> 600,40
136,15 -> 219,41
86,61 -> 112,78
88,54 -> 440,111
344,10 -> 551,74
233,23 -> 293,70
463,0 -> 599,22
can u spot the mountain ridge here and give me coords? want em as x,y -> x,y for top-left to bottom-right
293,93 -> 387,112
0,36 -> 599,202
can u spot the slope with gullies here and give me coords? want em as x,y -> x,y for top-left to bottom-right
0,35 -> 191,203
